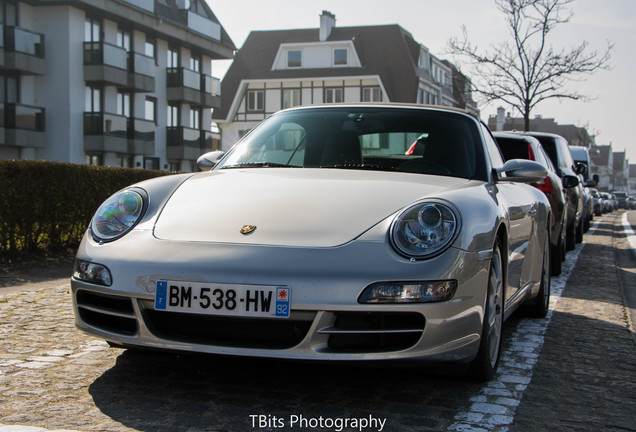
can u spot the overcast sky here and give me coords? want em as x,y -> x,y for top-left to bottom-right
207,0 -> 636,161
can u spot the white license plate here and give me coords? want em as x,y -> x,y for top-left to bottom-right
154,281 -> 290,319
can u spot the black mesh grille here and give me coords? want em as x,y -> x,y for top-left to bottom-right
76,290 -> 137,336
326,312 -> 425,353
144,310 -> 312,349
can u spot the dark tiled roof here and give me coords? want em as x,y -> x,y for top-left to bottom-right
214,24 -> 424,120
613,151 -> 627,169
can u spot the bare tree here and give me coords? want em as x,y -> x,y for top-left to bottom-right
448,0 -> 613,131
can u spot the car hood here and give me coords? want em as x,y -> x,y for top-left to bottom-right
153,169 -> 470,247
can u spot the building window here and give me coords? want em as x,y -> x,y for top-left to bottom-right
167,104 -> 179,127
84,17 -> 101,42
333,48 -> 348,66
418,88 -> 438,105
287,50 -> 302,68
145,97 -> 156,123
86,154 -> 103,166
283,89 -> 301,109
144,157 -> 159,170
85,86 -> 101,112
247,90 -> 264,111
360,134 -> 390,150
362,87 -> 382,102
418,48 -> 429,70
116,27 -> 131,52
189,107 -> 201,130
119,156 -> 133,168
324,88 -> 343,103
145,37 -> 156,59
0,1 -> 18,27
190,0 -> 211,18
116,91 -> 131,117
0,75 -> 19,103
167,46 -> 179,69
190,54 -> 200,72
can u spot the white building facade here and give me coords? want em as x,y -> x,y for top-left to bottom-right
214,11 -> 477,150
0,0 -> 235,171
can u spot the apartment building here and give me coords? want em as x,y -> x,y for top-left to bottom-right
0,0 -> 235,171
213,11 -> 477,150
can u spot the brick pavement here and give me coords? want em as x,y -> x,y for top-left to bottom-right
509,214 -> 636,431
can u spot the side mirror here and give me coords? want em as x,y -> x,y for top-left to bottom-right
575,162 -> 587,175
496,159 -> 547,183
585,179 -> 598,187
562,174 -> 580,189
197,151 -> 225,171
593,174 -> 600,184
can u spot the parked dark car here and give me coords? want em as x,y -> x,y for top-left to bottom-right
613,191 -> 628,209
494,132 -> 574,275
514,132 -> 584,250
590,188 -> 603,216
601,192 -> 613,213
569,146 -> 597,232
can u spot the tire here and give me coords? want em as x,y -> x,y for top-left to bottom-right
526,232 -> 551,318
566,219 -> 576,251
550,236 -> 562,276
467,238 -> 504,381
560,225 -> 567,262
575,218 -> 583,243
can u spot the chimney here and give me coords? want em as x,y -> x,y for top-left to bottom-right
496,106 -> 505,131
320,11 -> 336,41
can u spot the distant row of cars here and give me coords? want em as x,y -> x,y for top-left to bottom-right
590,189 -> 635,215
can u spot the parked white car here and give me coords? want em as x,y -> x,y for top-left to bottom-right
72,104 -> 551,381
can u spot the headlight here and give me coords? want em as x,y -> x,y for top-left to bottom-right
73,260 -> 112,286
359,280 -> 457,303
91,189 -> 146,242
390,202 -> 459,259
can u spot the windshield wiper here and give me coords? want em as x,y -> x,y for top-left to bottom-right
320,164 -> 395,171
220,162 -> 297,169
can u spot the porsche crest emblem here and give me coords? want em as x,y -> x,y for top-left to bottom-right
240,225 -> 257,235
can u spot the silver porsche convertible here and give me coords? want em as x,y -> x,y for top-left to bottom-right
71,104 -> 551,381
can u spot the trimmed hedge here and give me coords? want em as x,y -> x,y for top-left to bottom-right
0,160 -> 170,260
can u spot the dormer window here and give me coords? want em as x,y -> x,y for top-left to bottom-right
418,47 -> 430,71
287,49 -> 302,68
333,48 -> 348,66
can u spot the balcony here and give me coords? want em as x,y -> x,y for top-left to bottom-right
154,3 -> 221,42
0,25 -> 46,74
84,42 -> 155,92
166,67 -> 220,108
120,0 -> 154,12
166,127 -> 218,160
84,112 -> 154,155
0,103 -> 46,148
186,11 -> 221,40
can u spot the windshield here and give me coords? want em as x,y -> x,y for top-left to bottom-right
216,107 -> 486,180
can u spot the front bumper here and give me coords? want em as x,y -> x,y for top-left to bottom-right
71,229 -> 491,363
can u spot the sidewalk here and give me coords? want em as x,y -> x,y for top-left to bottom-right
0,256 -> 74,295
509,212 -> 636,431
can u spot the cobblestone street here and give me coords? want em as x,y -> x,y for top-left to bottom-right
0,212 -> 634,432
